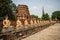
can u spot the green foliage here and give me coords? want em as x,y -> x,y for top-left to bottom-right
31,15 -> 38,19
0,0 -> 17,21
51,11 -> 60,20
42,13 -> 50,20
0,17 -> 4,21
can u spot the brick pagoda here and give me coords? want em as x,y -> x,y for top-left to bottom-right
17,4 -> 31,19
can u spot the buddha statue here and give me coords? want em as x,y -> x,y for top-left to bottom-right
30,20 -> 34,25
34,20 -> 37,24
3,17 -> 11,27
16,19 -> 22,27
16,18 -> 22,30
37,20 -> 40,24
24,19 -> 28,26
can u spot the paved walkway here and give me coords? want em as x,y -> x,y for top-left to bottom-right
22,23 -> 60,40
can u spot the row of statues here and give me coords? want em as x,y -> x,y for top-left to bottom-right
2,17 -> 54,32
3,17 -> 40,28
3,17 -> 56,27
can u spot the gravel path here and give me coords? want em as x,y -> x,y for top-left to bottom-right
22,23 -> 60,40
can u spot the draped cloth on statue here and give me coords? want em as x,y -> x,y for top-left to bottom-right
34,20 -> 37,24
16,19 -> 22,31
30,20 -> 34,25
3,19 -> 11,27
16,20 -> 22,27
24,20 -> 28,26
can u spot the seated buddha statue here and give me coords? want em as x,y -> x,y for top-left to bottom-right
3,17 -> 11,27
30,20 -> 34,25
37,20 -> 40,24
16,19 -> 22,27
24,19 -> 28,26
34,20 -> 37,25
15,18 -> 22,30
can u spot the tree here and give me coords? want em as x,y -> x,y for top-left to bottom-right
51,11 -> 60,20
42,13 -> 50,20
31,15 -> 38,19
0,0 -> 17,21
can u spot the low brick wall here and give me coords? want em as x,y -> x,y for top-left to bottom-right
0,21 -> 3,33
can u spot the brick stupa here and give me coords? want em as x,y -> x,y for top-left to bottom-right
17,4 -> 31,19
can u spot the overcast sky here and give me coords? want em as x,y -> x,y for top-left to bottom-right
12,0 -> 60,18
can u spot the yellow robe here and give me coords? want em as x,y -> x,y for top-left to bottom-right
3,19 -> 11,27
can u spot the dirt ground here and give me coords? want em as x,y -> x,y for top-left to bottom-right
22,23 -> 60,40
